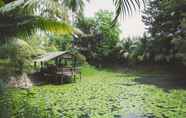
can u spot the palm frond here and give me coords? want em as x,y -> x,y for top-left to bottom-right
0,0 -> 65,18
112,0 -> 145,25
22,0 -> 61,15
0,0 -> 25,13
0,0 -> 88,21
22,0 -> 89,15
62,0 -> 87,13
0,0 -> 85,42
0,14 -> 73,40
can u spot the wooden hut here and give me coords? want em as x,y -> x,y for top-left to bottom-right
34,51 -> 81,83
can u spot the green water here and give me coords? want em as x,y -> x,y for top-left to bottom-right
1,65 -> 186,118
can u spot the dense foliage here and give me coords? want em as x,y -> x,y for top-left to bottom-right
0,0 -> 75,41
0,39 -> 34,78
75,11 -> 121,65
0,0 -> 145,79
48,34 -> 73,51
1,0 -> 186,118
116,0 -> 186,65
142,0 -> 186,64
117,35 -> 150,65
0,0 -> 144,40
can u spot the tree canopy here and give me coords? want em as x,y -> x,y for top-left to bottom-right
142,0 -> 186,64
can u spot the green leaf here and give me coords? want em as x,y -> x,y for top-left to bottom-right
0,14 -> 73,39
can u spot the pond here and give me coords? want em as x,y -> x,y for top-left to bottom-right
0,65 -> 186,118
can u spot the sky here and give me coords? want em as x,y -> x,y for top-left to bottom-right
84,0 -> 146,38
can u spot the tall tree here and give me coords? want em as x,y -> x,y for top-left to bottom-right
142,0 -> 186,64
75,10 -> 121,64
0,0 -> 88,41
0,0 -> 145,40
113,0 -> 145,24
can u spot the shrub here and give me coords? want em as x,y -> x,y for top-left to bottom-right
0,39 -> 34,78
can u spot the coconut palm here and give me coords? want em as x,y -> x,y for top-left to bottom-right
0,0 -> 76,41
112,0 -> 145,24
0,0 -> 144,41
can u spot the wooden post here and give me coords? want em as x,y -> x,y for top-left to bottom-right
61,76 -> 63,84
73,56 -> 76,81
40,61 -> 43,72
34,62 -> 37,68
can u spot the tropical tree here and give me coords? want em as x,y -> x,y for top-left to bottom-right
0,0 -> 145,77
75,10 -> 121,65
117,35 -> 150,65
0,0 -> 78,41
112,0 -> 145,24
142,0 -> 186,64
0,0 -> 145,40
0,39 -> 34,78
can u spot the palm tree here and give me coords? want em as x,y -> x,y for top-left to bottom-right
0,0 -> 77,41
113,0 -> 145,24
0,0 -> 144,40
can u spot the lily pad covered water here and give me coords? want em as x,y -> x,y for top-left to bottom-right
0,66 -> 186,118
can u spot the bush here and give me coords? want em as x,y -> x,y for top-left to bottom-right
0,39 -> 34,78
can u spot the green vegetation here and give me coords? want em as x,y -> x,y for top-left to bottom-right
75,11 -> 121,64
142,0 -> 186,64
0,0 -> 144,79
0,0 -> 143,40
0,0 -> 186,118
0,39 -> 34,78
1,66 -> 186,118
